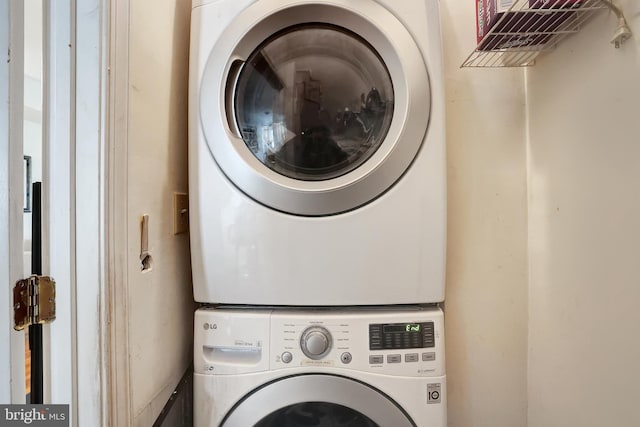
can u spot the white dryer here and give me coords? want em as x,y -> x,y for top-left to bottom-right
189,0 -> 446,305
194,306 -> 446,426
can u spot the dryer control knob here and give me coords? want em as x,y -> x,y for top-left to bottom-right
300,326 -> 332,360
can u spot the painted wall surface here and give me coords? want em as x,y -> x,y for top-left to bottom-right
116,1 -> 639,425
23,0 -> 41,81
440,2 -> 529,426
126,0 -> 193,424
527,2 -> 640,426
23,0 -> 42,274
23,75 -> 42,276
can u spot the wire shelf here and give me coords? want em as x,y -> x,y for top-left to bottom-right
462,0 -> 609,67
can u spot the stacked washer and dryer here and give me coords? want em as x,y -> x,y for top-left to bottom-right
189,0 -> 446,425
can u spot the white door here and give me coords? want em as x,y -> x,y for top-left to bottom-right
1,0 -> 27,404
1,0 -> 107,424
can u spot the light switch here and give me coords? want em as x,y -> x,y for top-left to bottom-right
173,193 -> 189,235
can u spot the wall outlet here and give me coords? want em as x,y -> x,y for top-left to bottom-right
173,193 -> 189,235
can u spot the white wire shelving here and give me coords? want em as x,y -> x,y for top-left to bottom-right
461,0 -> 622,68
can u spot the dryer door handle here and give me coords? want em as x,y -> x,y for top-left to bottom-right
224,59 -> 244,139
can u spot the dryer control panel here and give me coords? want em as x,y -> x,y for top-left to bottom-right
194,306 -> 445,377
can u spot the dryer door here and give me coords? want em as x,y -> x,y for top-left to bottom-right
199,0 -> 431,216
220,374 -> 415,427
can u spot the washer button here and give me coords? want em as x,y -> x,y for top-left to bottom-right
387,354 -> 402,364
341,352 -> 352,364
405,353 -> 419,363
422,352 -> 436,361
369,355 -> 384,364
281,351 -> 293,364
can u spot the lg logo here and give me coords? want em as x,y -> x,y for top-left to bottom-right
203,323 -> 217,330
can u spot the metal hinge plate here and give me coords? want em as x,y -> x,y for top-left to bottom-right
13,275 -> 56,331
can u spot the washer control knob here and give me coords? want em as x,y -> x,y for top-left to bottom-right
341,352 -> 352,364
300,326 -> 332,359
281,351 -> 293,364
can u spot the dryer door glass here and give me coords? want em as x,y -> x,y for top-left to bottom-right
234,25 -> 394,181
255,402 -> 377,427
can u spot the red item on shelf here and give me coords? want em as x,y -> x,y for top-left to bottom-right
476,0 -> 581,51
529,0 -> 582,8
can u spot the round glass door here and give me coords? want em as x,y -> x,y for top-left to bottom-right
234,25 -> 394,181
198,0 -> 431,215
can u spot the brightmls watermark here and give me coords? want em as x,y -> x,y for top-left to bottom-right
0,405 -> 68,426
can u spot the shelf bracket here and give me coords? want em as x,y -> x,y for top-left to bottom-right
598,0 -> 632,48
461,0 -> 632,68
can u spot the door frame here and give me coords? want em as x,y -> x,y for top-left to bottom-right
67,0 -> 109,424
42,0 -> 73,411
105,0 -> 132,423
1,0 -> 109,425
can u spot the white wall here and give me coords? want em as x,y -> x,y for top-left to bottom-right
440,2 -> 529,426
126,0 -> 193,424
23,0 -> 42,271
23,0 -> 41,81
113,1 -> 640,426
527,2 -> 640,426
23,75 -> 42,270
120,1 -> 531,424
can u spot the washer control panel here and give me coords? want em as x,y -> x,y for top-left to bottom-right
195,306 -> 444,377
269,307 -> 444,377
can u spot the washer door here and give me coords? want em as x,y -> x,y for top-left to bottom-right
221,374 -> 415,427
199,0 -> 431,216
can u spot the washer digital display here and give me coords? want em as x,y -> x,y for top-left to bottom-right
369,322 -> 435,350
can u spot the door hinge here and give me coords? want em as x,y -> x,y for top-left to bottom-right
13,275 -> 56,331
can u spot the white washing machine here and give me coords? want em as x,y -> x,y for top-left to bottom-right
194,306 -> 446,426
189,0 -> 446,305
